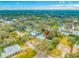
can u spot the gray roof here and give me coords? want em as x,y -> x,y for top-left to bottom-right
1,44 -> 22,57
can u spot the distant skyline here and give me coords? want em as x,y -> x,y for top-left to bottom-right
0,1 -> 79,10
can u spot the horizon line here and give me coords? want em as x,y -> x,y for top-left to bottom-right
0,9 -> 79,10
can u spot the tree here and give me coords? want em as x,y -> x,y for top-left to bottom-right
65,52 -> 79,58
0,31 -> 9,39
20,34 -> 28,42
49,48 -> 62,57
3,24 -> 14,32
69,38 -> 75,54
68,34 -> 79,54
9,31 -> 19,38
51,38 -> 59,48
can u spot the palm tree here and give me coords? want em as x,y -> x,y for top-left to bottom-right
68,36 -> 76,54
69,34 -> 79,54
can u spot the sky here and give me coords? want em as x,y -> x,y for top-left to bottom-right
0,1 -> 79,10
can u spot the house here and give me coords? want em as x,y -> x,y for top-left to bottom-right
75,31 -> 79,36
12,19 -> 18,21
36,34 -> 45,40
1,44 -> 22,57
30,30 -> 45,40
75,44 -> 79,49
4,21 -> 13,24
16,31 -> 26,37
61,32 -> 70,35
31,31 -> 40,36
73,31 -> 79,36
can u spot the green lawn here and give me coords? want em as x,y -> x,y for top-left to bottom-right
16,48 -> 36,58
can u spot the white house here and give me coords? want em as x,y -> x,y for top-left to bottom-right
75,44 -> 79,49
1,44 -> 22,57
61,32 -> 70,35
4,21 -> 13,24
16,31 -> 26,37
31,31 -> 40,36
36,34 -> 45,40
73,31 -> 79,36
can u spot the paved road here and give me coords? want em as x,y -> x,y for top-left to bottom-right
27,42 -> 53,58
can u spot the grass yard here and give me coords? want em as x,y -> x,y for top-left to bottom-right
16,48 -> 36,58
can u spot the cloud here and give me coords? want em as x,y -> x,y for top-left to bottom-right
1,3 -> 79,10
32,4 -> 79,10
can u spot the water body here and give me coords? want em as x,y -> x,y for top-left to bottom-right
0,10 -> 79,19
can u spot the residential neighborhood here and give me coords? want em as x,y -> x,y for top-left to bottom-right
0,1 -> 79,58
